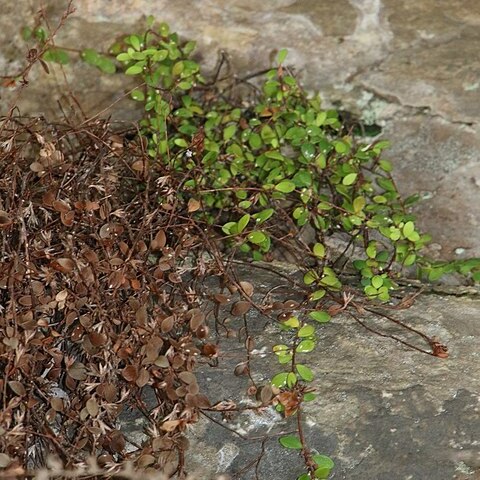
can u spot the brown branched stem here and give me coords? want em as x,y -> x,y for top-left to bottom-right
346,309 -> 434,356
0,1 -> 76,135
296,405 -> 317,478
230,437 -> 268,480
327,289 -> 447,356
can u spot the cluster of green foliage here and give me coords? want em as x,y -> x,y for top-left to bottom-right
26,18 -> 480,293
105,21 -> 480,298
21,16 -> 480,480
22,25 -> 116,72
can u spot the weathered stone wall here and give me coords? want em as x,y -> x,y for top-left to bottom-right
1,0 -> 479,258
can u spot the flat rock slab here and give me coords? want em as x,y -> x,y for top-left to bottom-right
120,263 -> 480,479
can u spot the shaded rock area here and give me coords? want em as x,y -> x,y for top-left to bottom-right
118,262 -> 480,479
0,0 -> 479,258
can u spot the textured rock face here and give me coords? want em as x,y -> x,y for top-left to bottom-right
117,262 -> 480,479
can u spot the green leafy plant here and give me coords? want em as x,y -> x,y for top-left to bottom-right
105,25 -> 478,478
20,17 -> 480,292
272,310 -> 334,479
21,23 -> 116,74
108,31 -> 469,303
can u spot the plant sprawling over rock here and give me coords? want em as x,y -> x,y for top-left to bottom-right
1,15 -> 478,480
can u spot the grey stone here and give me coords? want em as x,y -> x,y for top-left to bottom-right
379,116 -> 480,258
117,262 -> 480,479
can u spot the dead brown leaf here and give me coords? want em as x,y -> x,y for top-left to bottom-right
231,300 -> 251,316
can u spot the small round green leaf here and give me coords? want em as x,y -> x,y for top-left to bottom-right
178,81 -> 193,90
313,455 -> 334,479
371,275 -> 383,289
379,159 -> 393,172
303,392 -> 316,402
428,268 -> 444,281
253,208 -> 274,224
287,372 -> 297,387
248,133 -> 262,149
172,61 -> 184,76
296,364 -> 314,382
130,89 -> 145,101
353,196 -> 366,212
342,173 -> 358,186
129,35 -> 141,51
153,49 -> 169,62
296,340 -> 315,353
313,455 -> 334,468
316,111 -> 327,126
278,353 -> 293,364
303,270 -> 318,285
404,253 -> 417,266
174,138 -> 188,147
237,214 -> 250,233
34,27 -> 47,42
310,289 -> 326,301
297,324 -> 315,337
315,467 -> 332,479
81,48 -> 99,65
125,64 -> 144,75
293,170 -> 312,187
276,48 -> 288,64
334,140 -> 350,154
275,180 -> 296,193
373,195 -> 387,204
21,26 -> 32,41
284,316 -> 300,328
407,231 -> 420,242
308,311 -> 331,323
222,221 -> 236,235
116,52 -> 131,62
96,57 -> 116,74
261,125 -> 276,142
223,125 -> 237,141
238,200 -> 252,209
366,243 -> 377,259
313,243 -> 325,258
279,435 -> 302,450
403,221 -> 415,237
365,285 -> 378,296
271,372 -> 288,388
273,344 -> 289,354
301,143 -> 315,160
43,48 -> 70,64
247,231 -> 267,244
319,275 -> 341,288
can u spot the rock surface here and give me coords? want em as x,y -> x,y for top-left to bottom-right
118,262 -> 480,479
